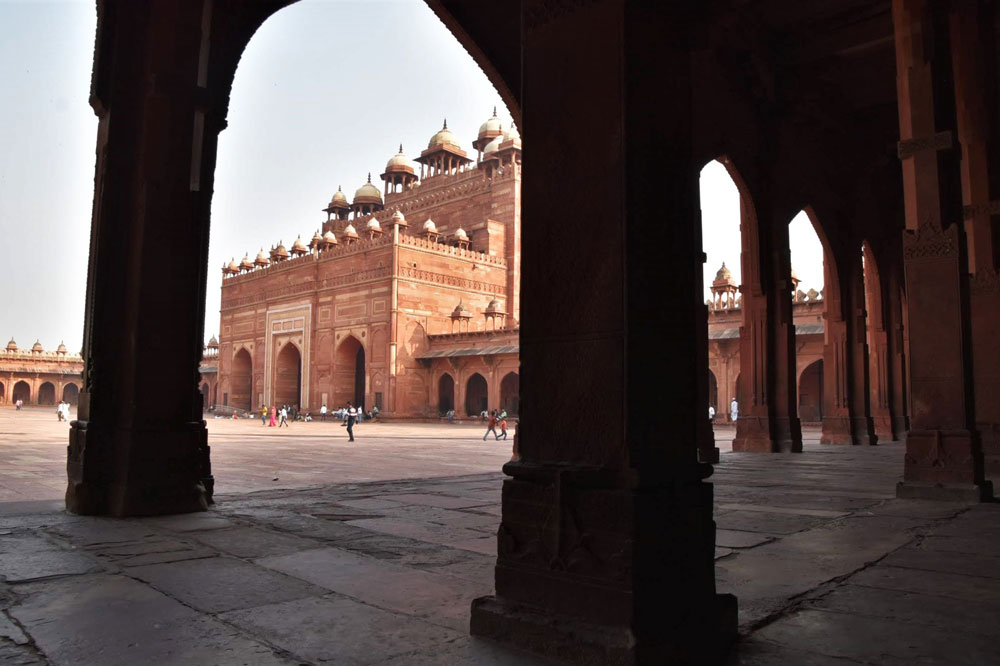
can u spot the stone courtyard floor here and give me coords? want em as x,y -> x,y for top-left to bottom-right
0,408 -> 998,664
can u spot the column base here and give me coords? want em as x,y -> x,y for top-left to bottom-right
891,415 -> 910,441
851,416 -> 878,446
978,421 -> 1000,477
821,416 -> 853,445
733,416 -> 772,452
470,593 -> 738,666
896,480 -> 993,502
66,419 -> 210,516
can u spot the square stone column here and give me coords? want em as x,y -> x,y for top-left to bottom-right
67,0 -> 222,516
892,0 -> 991,501
469,2 -> 737,663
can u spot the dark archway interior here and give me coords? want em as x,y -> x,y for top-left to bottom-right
708,370 -> 719,414
274,343 -> 302,408
62,383 -> 80,406
465,373 -> 488,417
799,360 -> 824,422
231,349 -> 253,410
438,374 -> 455,414
354,346 -> 366,408
500,372 -> 519,416
37,382 -> 55,406
12,381 -> 30,405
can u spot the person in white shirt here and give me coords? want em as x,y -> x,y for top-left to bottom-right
279,406 -> 289,427
730,398 -> 739,423
708,405 -> 715,422
320,404 -> 327,421
346,402 -> 357,441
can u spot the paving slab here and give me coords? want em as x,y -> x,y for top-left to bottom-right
220,593 -> 465,665
128,555 -> 326,613
257,546 -> 492,631
0,548 -> 100,582
140,514 -> 236,532
385,493 -> 495,510
9,574 -> 299,666
880,546 -> 1000,579
715,529 -> 775,549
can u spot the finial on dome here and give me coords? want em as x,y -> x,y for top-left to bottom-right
399,143 -> 403,153
492,106 -> 497,117
367,172 -> 372,183
443,118 -> 447,129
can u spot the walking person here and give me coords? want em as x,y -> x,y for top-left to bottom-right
483,410 -> 499,440
498,415 -> 508,440
261,406 -> 268,425
708,405 -> 715,422
269,405 -> 277,427
279,406 -> 289,427
730,398 -> 739,423
346,402 -> 357,442
320,404 -> 327,421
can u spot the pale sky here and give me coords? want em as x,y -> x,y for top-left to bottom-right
0,0 -> 823,355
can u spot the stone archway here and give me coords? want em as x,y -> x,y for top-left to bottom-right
465,373 -> 488,417
274,343 -> 302,408
335,336 -> 366,409
708,370 -> 719,416
500,371 -> 519,416
438,373 -> 455,414
0,381 -> 5,404
798,360 -> 824,422
38,382 -> 56,406
12,381 -> 30,405
231,348 -> 253,411
200,382 -> 210,411
62,383 -> 80,406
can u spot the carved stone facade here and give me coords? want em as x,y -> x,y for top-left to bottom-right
0,339 -> 83,406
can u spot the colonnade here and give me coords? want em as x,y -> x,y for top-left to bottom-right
66,1 -> 999,664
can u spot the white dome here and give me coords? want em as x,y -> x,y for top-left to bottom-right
344,224 -> 358,237
428,120 -> 460,149
455,228 -> 468,240
483,134 -> 504,156
423,219 -> 437,233
367,218 -> 381,231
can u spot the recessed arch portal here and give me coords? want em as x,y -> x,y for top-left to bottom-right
438,373 -> 455,414
708,370 -> 719,414
200,382 -> 210,411
38,382 -> 56,406
274,343 -> 302,408
335,336 -> 366,408
62,383 -> 80,406
465,373 -> 488,417
231,348 -> 253,411
500,371 -> 519,416
798,360 -> 824,422
0,381 -> 5,403
12,381 -> 30,405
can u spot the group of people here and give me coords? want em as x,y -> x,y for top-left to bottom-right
260,404 -> 297,427
708,398 -> 739,422
482,409 -> 509,441
13,399 -> 24,410
55,400 -> 71,421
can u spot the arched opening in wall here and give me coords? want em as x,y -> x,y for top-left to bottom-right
12,381 -> 30,405
465,373 -> 488,417
708,370 -> 719,417
37,382 -> 56,406
788,208 -> 830,439
200,382 -> 210,411
335,336 -> 366,409
0,381 -> 5,404
733,373 -> 744,422
862,242 -> 891,440
231,348 -> 253,411
799,360 -> 824,422
500,372 -> 519,416
274,343 -> 302,408
438,374 -> 455,415
62,383 -> 79,406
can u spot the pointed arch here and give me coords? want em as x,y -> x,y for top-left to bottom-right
62,383 -> 80,406
274,342 -> 302,408
335,335 -> 366,408
231,347 -> 253,411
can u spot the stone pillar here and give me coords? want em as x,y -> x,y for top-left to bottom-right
893,0 -> 990,501
470,2 -> 737,663
66,0 -> 238,515
950,0 -> 1000,478
763,207 -> 803,452
885,267 -> 911,440
864,245 -> 895,440
821,253 -> 853,444
733,178 -> 772,451
847,258 -> 878,446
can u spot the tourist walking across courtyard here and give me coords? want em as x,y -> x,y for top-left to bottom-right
346,402 -> 357,442
498,415 -> 508,440
279,406 -> 289,427
261,406 -> 267,425
730,398 -> 739,423
483,410 -> 499,440
320,404 -> 327,421
269,405 -> 277,427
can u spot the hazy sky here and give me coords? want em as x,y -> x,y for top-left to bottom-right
0,0 -> 823,354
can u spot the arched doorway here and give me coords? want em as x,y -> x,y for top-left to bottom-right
465,373 -> 488,417
799,360 -> 824,422
708,370 -> 719,416
62,383 -> 80,406
335,336 -> 366,409
12,381 -> 30,404
274,343 -> 302,408
0,381 -> 5,404
500,372 -> 519,416
200,382 -> 210,411
438,374 -> 455,414
38,382 -> 56,406
231,348 -> 253,410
